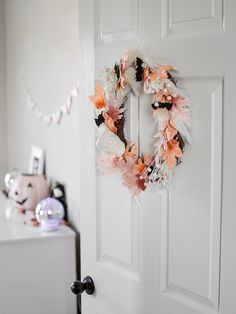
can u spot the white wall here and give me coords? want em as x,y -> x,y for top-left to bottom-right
0,0 -> 7,188
5,0 -> 80,230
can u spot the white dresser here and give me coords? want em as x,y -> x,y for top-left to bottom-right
0,192 -> 77,314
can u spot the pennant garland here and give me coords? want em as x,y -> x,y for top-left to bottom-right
22,78 -> 79,125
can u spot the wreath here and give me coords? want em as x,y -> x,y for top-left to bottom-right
89,49 -> 191,195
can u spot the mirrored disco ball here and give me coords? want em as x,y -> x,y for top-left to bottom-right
35,197 -> 64,231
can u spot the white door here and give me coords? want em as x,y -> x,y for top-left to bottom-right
78,0 -> 236,313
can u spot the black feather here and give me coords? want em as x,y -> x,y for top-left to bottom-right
95,113 -> 105,127
151,103 -> 158,110
51,182 -> 68,222
158,102 -> 173,110
174,132 -> 185,151
114,63 -> 120,80
167,72 -> 177,86
136,57 -> 143,81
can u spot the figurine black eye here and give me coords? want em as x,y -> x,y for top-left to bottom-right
15,191 -> 18,195
27,182 -> 33,188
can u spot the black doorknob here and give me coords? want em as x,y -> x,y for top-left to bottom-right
71,276 -> 95,295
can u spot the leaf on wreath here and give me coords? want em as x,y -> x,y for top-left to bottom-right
89,83 -> 106,109
102,112 -> 117,134
133,158 -> 148,175
124,143 -> 137,160
161,140 -> 183,170
107,105 -> 125,121
165,121 -> 178,141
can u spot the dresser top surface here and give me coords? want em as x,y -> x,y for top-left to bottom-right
0,192 -> 76,243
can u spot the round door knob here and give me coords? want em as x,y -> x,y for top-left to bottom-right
71,276 -> 95,295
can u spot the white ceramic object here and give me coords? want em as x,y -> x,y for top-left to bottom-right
96,124 -> 125,157
8,174 -> 50,212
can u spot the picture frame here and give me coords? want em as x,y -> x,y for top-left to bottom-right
28,145 -> 45,175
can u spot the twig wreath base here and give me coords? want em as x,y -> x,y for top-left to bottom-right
89,49 -> 191,195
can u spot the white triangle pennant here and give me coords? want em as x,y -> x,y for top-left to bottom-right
43,114 -> 52,125
27,97 -> 35,109
34,107 -> 43,119
70,87 -> 78,97
61,105 -> 68,115
52,110 -> 62,124
66,99 -> 72,113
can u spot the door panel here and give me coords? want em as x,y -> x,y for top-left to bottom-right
78,0 -> 235,313
96,174 -> 140,275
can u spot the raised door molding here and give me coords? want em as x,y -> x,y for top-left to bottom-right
161,0 -> 224,38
